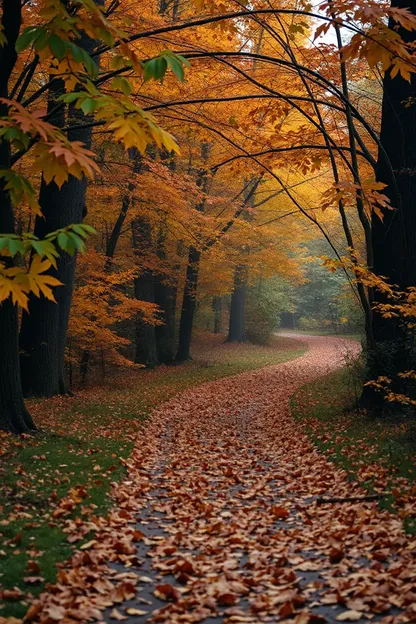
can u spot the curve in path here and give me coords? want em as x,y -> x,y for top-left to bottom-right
35,336 -> 415,624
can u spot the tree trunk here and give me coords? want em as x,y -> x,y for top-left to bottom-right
364,0 -> 416,408
176,246 -> 201,361
154,275 -> 177,363
154,230 -> 177,363
0,1 -> 36,433
176,144 -> 210,361
19,7 -> 103,397
19,129 -> 88,396
132,218 -> 159,368
213,296 -> 222,334
0,137 -> 36,431
227,265 -> 248,343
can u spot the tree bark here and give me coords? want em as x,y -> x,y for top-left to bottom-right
227,265 -> 248,343
19,6 -> 103,397
176,246 -> 201,361
363,0 -> 416,408
154,230 -> 177,363
19,99 -> 89,396
132,218 -> 159,368
154,274 -> 177,363
176,144 -> 210,362
0,0 -> 36,433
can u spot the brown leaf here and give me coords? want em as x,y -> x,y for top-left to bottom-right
24,601 -> 42,622
336,611 -> 364,622
271,505 -> 290,519
279,601 -> 295,617
154,583 -> 180,602
217,592 -> 238,606
1,588 -> 23,601
109,608 -> 128,621
125,608 -> 148,616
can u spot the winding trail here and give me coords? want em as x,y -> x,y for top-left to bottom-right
35,336 -> 415,624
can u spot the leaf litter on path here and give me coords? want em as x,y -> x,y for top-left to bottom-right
15,336 -> 416,624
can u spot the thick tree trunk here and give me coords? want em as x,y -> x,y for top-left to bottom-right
0,1 -> 36,432
363,0 -> 416,408
227,266 -> 248,343
0,140 -> 36,432
132,218 -> 159,368
19,136 -> 88,396
19,7 -> 103,397
176,246 -> 201,361
213,296 -> 222,334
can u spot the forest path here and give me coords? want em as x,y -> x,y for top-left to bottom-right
36,336 -> 415,624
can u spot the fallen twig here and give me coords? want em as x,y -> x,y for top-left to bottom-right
316,494 -> 387,504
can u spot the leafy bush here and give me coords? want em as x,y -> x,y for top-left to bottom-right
245,281 -> 282,345
298,316 -> 321,332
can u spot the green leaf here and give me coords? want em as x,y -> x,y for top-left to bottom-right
61,92 -> 84,103
0,237 -> 11,252
172,52 -> 191,68
15,26 -> 45,53
57,232 -> 68,251
68,232 -> 86,253
165,55 -> 185,82
112,77 -> 133,96
64,236 -> 77,256
143,56 -> 168,82
80,98 -> 97,114
8,238 -> 25,257
77,223 -> 96,235
70,224 -> 92,237
48,34 -> 66,60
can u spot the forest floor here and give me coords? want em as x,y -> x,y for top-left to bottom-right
7,334 -> 415,624
0,333 -> 305,619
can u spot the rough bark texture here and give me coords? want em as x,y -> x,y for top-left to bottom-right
227,266 -> 248,343
19,7 -> 103,397
0,0 -> 36,432
132,218 -> 159,368
364,0 -> 416,408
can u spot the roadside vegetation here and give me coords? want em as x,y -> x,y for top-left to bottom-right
291,364 -> 416,535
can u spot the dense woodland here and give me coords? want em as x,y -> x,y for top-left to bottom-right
1,0 -> 416,433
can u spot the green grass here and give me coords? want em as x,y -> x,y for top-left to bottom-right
0,333 -> 306,617
0,432 -> 130,617
291,366 -> 416,535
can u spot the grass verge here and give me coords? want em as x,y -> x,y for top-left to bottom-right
0,333 -> 306,618
291,365 -> 416,535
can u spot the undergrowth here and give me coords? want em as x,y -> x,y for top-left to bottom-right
291,365 -> 416,536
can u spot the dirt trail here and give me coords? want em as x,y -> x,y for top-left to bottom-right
34,336 -> 416,624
